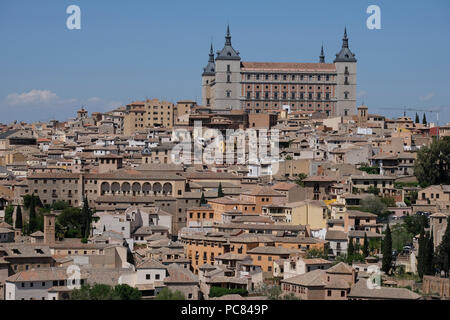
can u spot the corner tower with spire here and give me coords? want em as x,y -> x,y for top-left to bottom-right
201,43 -> 216,107
213,25 -> 242,111
334,27 -> 357,116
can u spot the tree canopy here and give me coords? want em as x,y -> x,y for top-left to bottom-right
70,284 -> 141,300
155,287 -> 185,300
414,137 -> 450,187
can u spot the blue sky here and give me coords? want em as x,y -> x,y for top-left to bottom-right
1,0 -> 449,124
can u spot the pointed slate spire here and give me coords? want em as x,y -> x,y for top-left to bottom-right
319,44 -> 325,63
334,26 -> 357,63
202,43 -> 216,76
225,24 -> 232,46
216,24 -> 241,61
209,43 -> 214,62
342,26 -> 349,48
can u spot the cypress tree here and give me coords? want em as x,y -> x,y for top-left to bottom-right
363,232 -> 369,257
415,112 -> 420,124
436,217 -> 450,277
422,113 -> 427,125
382,224 -> 393,274
29,195 -> 37,233
200,192 -> 207,205
15,205 -> 23,229
217,183 -> 224,198
347,238 -> 355,257
417,227 -> 426,278
425,231 -> 434,276
82,196 -> 92,239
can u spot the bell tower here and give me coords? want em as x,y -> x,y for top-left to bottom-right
44,212 -> 56,244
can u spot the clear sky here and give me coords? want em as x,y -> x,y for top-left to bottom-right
1,0 -> 449,124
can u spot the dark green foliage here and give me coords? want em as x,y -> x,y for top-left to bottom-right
209,287 -> 248,298
82,197 -> 93,238
363,233 -> 369,257
23,194 -> 42,209
417,227 -> 426,279
358,164 -> 380,175
435,217 -> 450,277
295,173 -> 308,187
391,223 -> 413,251
57,207 -> 85,238
305,248 -> 328,259
415,113 -> 420,124
28,194 -> 37,234
382,225 -> 393,274
414,136 -> 450,187
113,284 -> 142,300
70,284 -> 141,300
347,238 -> 354,256
155,287 -> 186,300
422,113 -> 427,125
4,205 -> 14,225
52,201 -> 70,211
404,215 -> 429,237
200,192 -> 207,205
367,186 -> 380,195
360,196 -> 387,216
15,205 -> 23,229
217,183 -> 224,198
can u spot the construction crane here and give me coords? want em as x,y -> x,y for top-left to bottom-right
377,106 -> 449,126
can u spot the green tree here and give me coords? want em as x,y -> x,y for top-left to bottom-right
404,214 -> 428,237
15,205 -> 23,229
414,137 -> 450,187
367,186 -> 380,196
417,227 -> 426,278
415,112 -> 420,124
382,225 -> 393,274
217,183 -> 224,198
28,194 -> 37,234
57,207 -> 85,238
422,113 -> 427,125
155,287 -> 185,300
436,217 -> 450,277
306,248 -> 328,259
295,173 -> 308,187
71,284 -> 123,300
52,201 -> 70,211
4,205 -> 14,225
200,192 -> 207,205
347,238 -> 355,257
360,195 -> 387,216
114,284 -> 142,300
82,196 -> 93,239
363,232 -> 369,257
425,231 -> 434,276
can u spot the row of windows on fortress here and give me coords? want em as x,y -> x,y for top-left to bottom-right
241,73 -> 335,82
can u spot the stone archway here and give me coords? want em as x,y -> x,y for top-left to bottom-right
111,182 -> 120,194
101,182 -> 110,195
163,183 -> 173,195
132,182 -> 142,196
142,183 -> 152,195
121,182 -> 131,194
153,182 -> 162,195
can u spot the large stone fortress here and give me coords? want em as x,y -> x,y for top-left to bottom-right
202,26 -> 357,116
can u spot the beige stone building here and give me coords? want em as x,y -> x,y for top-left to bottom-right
123,98 -> 174,135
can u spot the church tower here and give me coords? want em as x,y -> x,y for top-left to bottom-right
201,43 -> 216,107
213,25 -> 242,111
44,212 -> 56,244
334,27 -> 357,117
